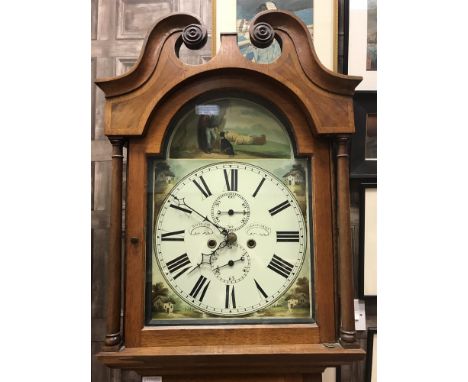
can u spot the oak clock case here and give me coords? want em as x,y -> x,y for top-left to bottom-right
146,96 -> 315,325
95,10 -> 365,378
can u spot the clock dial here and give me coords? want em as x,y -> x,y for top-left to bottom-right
155,162 -> 307,316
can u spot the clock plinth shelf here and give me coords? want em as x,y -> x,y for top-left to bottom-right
97,343 -> 363,377
96,10 -> 364,381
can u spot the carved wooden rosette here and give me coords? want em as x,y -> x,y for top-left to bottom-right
181,24 -> 208,50
249,21 -> 275,48
96,10 -> 363,380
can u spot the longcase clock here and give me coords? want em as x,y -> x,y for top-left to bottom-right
96,10 -> 365,382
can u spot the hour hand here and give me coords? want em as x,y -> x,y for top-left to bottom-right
188,253 -> 213,274
188,239 -> 228,274
171,196 -> 228,236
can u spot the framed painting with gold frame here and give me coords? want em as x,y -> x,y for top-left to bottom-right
213,0 -> 338,71
350,91 -> 377,178
358,181 -> 377,299
347,0 -> 377,90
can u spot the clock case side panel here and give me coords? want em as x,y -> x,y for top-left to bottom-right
122,76 -> 338,347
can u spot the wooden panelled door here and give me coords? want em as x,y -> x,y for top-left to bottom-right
91,1 -> 212,381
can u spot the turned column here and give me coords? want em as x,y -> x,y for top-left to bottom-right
103,137 -> 125,351
335,135 -> 359,348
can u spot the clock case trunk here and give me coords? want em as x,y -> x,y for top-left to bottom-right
95,10 -> 365,379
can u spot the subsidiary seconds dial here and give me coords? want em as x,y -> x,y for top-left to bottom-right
155,162 -> 307,316
211,192 -> 250,231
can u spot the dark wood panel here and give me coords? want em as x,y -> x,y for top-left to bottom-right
92,210 -> 111,229
92,318 -> 107,342
92,228 -> 110,319
92,341 -> 111,382
92,58 -> 97,140
178,36 -> 212,64
121,370 -> 142,382
92,0 -> 98,40
94,58 -> 115,140
91,162 -> 95,212
117,0 -> 177,39
93,161 -> 112,212
92,140 -> 113,162
116,57 -> 137,76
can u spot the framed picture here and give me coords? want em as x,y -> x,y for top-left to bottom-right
350,91 -> 377,178
347,0 -> 377,90
365,327 -> 377,382
213,0 -> 338,71
358,181 -> 377,299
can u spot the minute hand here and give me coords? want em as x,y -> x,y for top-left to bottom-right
172,196 -> 228,235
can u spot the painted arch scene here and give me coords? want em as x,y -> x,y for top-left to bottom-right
168,97 -> 294,159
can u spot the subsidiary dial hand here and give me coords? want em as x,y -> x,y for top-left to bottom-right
171,195 -> 228,236
213,256 -> 246,272
188,238 -> 229,275
216,209 -> 248,215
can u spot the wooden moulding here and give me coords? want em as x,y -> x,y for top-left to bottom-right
95,9 -> 364,374
139,324 -> 320,347
162,376 -> 325,382
97,344 -> 365,375
96,11 -> 361,137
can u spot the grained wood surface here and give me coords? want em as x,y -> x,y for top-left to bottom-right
335,137 -> 357,347
92,0 -> 212,381
92,2 -> 373,382
96,7 -> 362,379
163,376 -> 320,382
119,72 -> 339,348
97,344 -> 364,375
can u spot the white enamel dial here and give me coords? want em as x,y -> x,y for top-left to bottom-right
155,162 -> 307,316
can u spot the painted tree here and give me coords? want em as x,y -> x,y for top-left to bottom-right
152,282 -> 176,312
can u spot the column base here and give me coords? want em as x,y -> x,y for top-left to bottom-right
102,333 -> 122,352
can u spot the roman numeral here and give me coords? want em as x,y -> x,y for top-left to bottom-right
252,177 -> 265,197
170,204 -> 192,214
193,176 -> 212,198
161,230 -> 185,241
166,253 -> 191,279
268,200 -> 291,216
276,231 -> 300,242
225,284 -> 236,309
254,279 -> 268,298
224,169 -> 238,191
189,275 -> 210,302
267,254 -> 294,278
